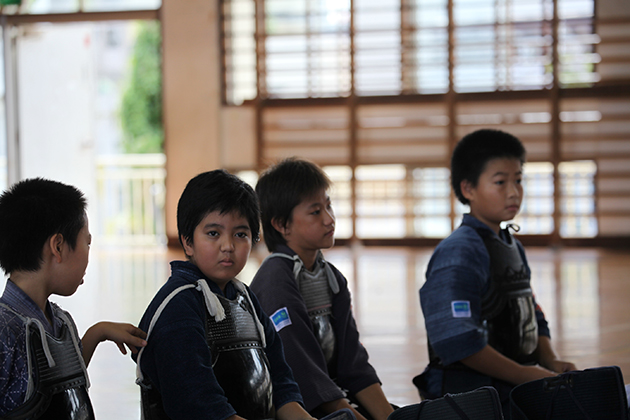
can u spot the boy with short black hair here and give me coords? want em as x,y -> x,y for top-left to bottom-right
415,129 -> 575,416
251,158 -> 394,420
134,169 -> 318,420
0,177 -> 148,418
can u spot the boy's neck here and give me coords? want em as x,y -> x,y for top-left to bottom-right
469,211 -> 501,235
9,272 -> 51,317
287,247 -> 318,272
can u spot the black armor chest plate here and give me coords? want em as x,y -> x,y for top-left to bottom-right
4,317 -> 94,420
298,269 -> 337,368
206,292 -> 273,420
480,230 -> 538,361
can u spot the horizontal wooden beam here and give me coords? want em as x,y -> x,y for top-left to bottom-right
0,9 -> 159,24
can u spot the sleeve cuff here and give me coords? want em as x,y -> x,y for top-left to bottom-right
432,329 -> 487,366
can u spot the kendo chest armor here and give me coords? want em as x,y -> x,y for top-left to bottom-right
136,280 -> 272,420
298,267 -> 337,368
1,304 -> 95,420
206,290 -> 273,420
479,228 -> 538,362
267,253 -> 338,369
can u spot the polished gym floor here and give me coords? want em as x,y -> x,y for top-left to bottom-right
5,244 -> 628,419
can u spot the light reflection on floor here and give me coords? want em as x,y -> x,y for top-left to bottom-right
2,244 -> 629,419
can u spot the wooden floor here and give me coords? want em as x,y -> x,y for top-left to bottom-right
6,244 -> 628,419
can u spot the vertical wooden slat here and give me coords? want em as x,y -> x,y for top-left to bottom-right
551,0 -> 562,245
349,0 -> 358,241
255,0 -> 264,170
219,0 -> 228,104
447,0 -> 457,231
493,0 -> 499,88
307,0 -> 312,97
400,0 -> 406,93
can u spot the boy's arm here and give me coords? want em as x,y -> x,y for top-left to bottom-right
534,335 -> 577,373
353,383 -> 394,420
81,321 -> 147,367
461,344 -> 558,385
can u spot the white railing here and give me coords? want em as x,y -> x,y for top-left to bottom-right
96,153 -> 166,245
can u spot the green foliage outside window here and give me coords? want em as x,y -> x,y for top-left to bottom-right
121,21 -> 163,153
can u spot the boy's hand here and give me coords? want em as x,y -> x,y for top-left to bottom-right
81,322 -> 148,367
543,359 -> 577,374
97,321 -> 148,355
535,336 -> 576,374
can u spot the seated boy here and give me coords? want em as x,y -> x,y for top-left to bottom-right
134,169 -> 318,420
415,129 -> 576,416
0,178 -> 148,419
250,158 -> 394,420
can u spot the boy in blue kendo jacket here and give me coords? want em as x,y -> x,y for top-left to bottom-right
0,178 -> 148,419
134,169 -> 354,420
250,158 -> 394,420
414,129 -> 576,417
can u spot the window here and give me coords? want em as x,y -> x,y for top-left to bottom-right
412,167 -> 451,237
454,0 -> 553,92
247,160 -> 597,240
559,160 -> 597,237
264,0 -> 351,98
558,0 -> 600,87
355,164 -> 407,238
355,0 -> 401,95
223,0 -> 257,104
333,165 -> 454,239
220,0 -> 620,242
222,0 -> 596,102
406,0 -> 449,94
515,162 -> 555,234
324,165 -> 353,239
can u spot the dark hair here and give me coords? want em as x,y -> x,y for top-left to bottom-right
451,129 -> 526,205
256,157 -> 331,252
0,178 -> 87,274
177,169 -> 260,251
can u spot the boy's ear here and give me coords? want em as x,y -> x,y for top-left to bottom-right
271,217 -> 288,237
49,233 -> 64,262
180,234 -> 193,257
460,179 -> 476,202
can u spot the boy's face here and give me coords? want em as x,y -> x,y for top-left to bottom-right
462,157 -> 523,233
57,216 -> 92,296
182,210 -> 252,290
283,187 -> 335,256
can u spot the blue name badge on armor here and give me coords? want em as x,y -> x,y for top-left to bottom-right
270,307 -> 292,332
451,300 -> 471,318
